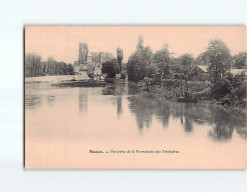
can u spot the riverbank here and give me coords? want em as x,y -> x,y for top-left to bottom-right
129,90 -> 247,126
51,80 -> 106,87
25,74 -> 90,83
130,79 -> 247,108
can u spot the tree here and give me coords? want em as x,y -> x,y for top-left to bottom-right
25,53 -> 42,77
206,39 -> 231,82
195,52 -> 210,65
47,56 -> 57,75
102,59 -> 120,78
233,52 -> 247,69
127,46 -> 153,82
25,53 -> 74,77
116,47 -> 124,67
210,72 -> 246,102
66,64 -> 74,75
179,53 -> 194,67
169,57 -> 181,74
169,54 -> 194,95
136,35 -> 144,50
127,36 -> 153,82
153,46 -> 171,94
178,53 -> 194,76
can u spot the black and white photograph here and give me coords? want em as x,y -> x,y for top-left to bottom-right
0,0 -> 247,193
25,26 -> 247,169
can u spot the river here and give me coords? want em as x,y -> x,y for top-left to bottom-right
25,82 -> 247,169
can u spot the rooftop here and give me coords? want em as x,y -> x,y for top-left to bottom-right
230,69 -> 246,76
196,65 -> 208,72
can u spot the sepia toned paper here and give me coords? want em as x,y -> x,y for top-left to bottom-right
25,26 -> 247,169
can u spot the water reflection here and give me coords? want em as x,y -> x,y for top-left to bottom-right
25,82 -> 247,142
25,95 -> 43,109
208,106 -> 247,141
127,94 -> 247,141
102,85 -> 117,95
155,102 -> 170,128
128,96 -> 154,133
78,91 -> 87,114
116,96 -> 123,117
46,95 -> 55,107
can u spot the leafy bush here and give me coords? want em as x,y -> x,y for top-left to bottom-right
210,74 -> 246,102
102,59 -> 120,78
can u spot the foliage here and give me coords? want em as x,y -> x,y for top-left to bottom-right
233,52 -> 247,69
189,81 -> 212,100
120,63 -> 127,79
206,39 -> 231,82
136,36 -> 144,50
168,54 -> 195,81
144,63 -> 158,78
102,59 -> 120,78
25,53 -> 74,77
169,58 -> 181,74
25,53 -> 43,77
177,53 -> 194,77
195,52 -> 210,65
116,47 -> 124,73
179,53 -> 194,67
127,36 -> 153,81
126,37 -> 246,106
153,47 -> 171,78
210,72 -> 246,102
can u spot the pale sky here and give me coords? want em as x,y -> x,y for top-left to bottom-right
25,26 -> 246,64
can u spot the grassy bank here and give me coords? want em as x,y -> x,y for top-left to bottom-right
140,79 -> 212,100
132,79 -> 246,108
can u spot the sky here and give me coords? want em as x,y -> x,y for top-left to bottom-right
25,26 -> 246,64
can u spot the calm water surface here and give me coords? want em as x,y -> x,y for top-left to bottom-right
25,82 -> 247,169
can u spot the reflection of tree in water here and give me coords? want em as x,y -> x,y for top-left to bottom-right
128,97 -> 211,134
172,103 -> 217,133
102,84 -> 126,117
182,103 -> 208,133
102,85 -> 117,95
78,91 -> 87,114
172,103 -> 246,138
184,116 -> 193,133
101,83 -> 247,141
115,84 -> 125,117
102,83 -> 140,117
127,92 -> 247,140
173,103 -> 194,132
128,96 -> 154,133
174,104 -> 194,133
236,127 -> 247,139
154,102 -> 170,128
102,83 -> 139,96
117,96 -> 123,117
25,95 -> 43,109
46,95 -> 55,107
208,106 -> 247,141
126,83 -> 140,95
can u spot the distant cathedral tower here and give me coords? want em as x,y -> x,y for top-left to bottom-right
78,42 -> 88,64
74,41 -> 115,75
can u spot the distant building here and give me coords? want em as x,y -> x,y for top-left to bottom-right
74,42 -> 115,76
192,65 -> 247,81
229,69 -> 247,80
190,65 -> 209,81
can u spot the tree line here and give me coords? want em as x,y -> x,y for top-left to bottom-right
127,36 -> 246,102
25,53 -> 74,77
127,36 -> 246,83
101,47 -> 124,78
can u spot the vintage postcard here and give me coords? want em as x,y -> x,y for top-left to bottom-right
25,26 -> 247,169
